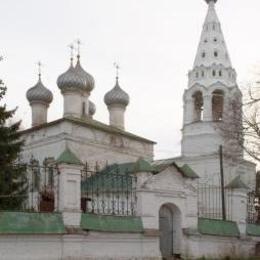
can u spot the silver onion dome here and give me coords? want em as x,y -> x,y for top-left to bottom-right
88,100 -> 96,116
75,56 -> 95,92
26,76 -> 53,104
205,0 -> 217,4
57,60 -> 85,92
104,78 -> 129,107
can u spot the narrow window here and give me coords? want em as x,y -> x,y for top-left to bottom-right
212,90 -> 224,121
214,51 -> 218,57
219,70 -> 222,77
212,70 -> 216,77
82,102 -> 86,116
202,52 -> 206,58
201,71 -> 205,77
214,38 -> 217,43
193,91 -> 204,122
196,72 -> 199,78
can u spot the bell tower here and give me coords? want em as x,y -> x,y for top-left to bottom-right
182,0 -> 242,158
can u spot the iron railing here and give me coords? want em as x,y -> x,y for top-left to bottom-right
81,164 -> 137,216
247,191 -> 260,224
198,183 -> 232,220
0,157 -> 58,212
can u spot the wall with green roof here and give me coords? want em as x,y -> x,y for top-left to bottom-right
0,211 -> 65,234
81,213 -> 143,233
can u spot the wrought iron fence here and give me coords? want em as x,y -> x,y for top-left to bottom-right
247,191 -> 260,224
198,183 -> 232,220
81,163 -> 137,216
0,157 -> 58,212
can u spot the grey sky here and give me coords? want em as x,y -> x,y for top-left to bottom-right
1,0 -> 260,159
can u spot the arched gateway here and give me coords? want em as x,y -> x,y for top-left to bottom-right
159,203 -> 182,259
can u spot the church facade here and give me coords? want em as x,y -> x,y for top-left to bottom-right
1,0 -> 260,259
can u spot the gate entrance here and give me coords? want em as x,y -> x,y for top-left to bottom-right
159,204 -> 181,259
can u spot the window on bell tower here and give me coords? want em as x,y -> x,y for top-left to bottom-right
212,90 -> 224,121
193,91 -> 204,122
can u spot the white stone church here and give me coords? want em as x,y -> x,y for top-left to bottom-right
1,0 -> 260,259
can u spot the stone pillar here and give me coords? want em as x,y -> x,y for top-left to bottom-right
57,163 -> 83,227
229,188 -> 248,235
183,99 -> 194,125
203,94 -> 212,121
108,104 -> 126,130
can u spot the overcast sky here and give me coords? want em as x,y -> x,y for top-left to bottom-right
1,0 -> 260,159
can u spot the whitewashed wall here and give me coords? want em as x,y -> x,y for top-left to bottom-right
0,233 -> 161,260
20,119 -> 154,165
175,154 -> 256,189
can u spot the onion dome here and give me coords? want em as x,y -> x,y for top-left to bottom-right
104,77 -> 130,107
26,75 -> 53,105
75,55 -> 95,92
205,0 -> 217,4
57,59 -> 85,92
88,100 -> 96,116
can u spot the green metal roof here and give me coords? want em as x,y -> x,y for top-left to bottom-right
0,212 -> 65,234
56,148 -> 83,165
180,164 -> 199,179
247,224 -> 260,236
198,218 -> 240,237
153,160 -> 199,179
225,176 -> 249,190
133,158 -> 154,173
81,159 -> 155,195
81,171 -> 132,194
81,213 -> 143,233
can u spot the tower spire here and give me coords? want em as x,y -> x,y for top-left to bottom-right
192,0 -> 232,70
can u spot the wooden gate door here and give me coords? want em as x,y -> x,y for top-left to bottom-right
159,205 -> 173,258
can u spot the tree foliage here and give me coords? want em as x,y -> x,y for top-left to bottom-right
217,82 -> 260,163
0,73 -> 27,210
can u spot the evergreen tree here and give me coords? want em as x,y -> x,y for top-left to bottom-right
0,76 -> 27,210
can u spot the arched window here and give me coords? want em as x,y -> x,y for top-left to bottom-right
212,70 -> 216,77
201,71 -> 205,77
219,70 -> 222,77
195,72 -> 199,78
212,90 -> 224,121
202,52 -> 206,58
193,91 -> 204,122
214,51 -> 218,57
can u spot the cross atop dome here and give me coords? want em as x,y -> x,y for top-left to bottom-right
37,61 -> 42,80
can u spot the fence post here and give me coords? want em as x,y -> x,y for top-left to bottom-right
133,158 -> 154,216
226,176 -> 249,235
56,148 -> 83,227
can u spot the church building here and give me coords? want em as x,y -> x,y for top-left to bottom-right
1,0 -> 260,259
